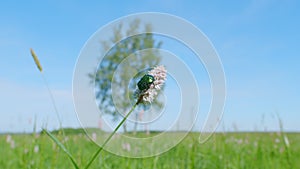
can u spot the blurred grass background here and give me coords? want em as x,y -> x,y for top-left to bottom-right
1,131 -> 299,169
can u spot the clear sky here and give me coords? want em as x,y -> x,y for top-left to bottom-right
0,0 -> 299,133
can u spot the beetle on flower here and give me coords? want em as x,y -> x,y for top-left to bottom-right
135,65 -> 167,104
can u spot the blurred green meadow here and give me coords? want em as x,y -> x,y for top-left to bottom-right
1,130 -> 299,169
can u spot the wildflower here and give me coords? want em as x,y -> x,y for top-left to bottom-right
280,147 -> 285,153
24,148 -> 29,154
85,66 -> 167,168
253,141 -> 258,147
122,143 -> 131,152
10,140 -> 15,149
138,110 -> 144,121
6,135 -> 12,143
34,145 -> 39,153
135,65 -> 167,103
284,135 -> 290,147
92,132 -> 97,142
64,136 -> 69,142
35,134 -> 40,139
236,139 -> 243,145
98,118 -> 103,129
112,133 -> 121,140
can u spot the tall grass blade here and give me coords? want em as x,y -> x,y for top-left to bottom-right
29,48 -> 65,136
277,113 -> 292,168
43,129 -> 79,169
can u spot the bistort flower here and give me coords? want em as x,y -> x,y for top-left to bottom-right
135,65 -> 167,103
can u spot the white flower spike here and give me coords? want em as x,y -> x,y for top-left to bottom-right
136,65 -> 167,103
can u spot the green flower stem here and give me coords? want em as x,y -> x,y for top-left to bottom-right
84,100 -> 140,169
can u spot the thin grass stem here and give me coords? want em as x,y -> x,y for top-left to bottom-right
84,101 -> 140,169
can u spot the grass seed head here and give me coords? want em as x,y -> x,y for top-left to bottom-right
30,48 -> 43,72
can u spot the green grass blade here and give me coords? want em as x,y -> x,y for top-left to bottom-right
43,129 -> 80,169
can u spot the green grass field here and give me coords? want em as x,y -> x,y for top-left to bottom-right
1,131 -> 299,169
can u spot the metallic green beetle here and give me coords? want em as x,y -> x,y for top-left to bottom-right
137,74 -> 155,91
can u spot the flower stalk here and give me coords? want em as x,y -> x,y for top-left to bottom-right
84,100 -> 139,169
85,65 -> 166,168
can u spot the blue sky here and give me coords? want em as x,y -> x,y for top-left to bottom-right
0,0 -> 299,133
